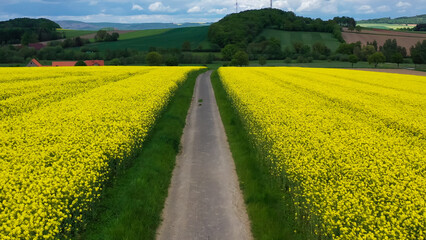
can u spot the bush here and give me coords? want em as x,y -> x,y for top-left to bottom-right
232,51 -> 249,66
146,51 -> 163,66
339,54 -> 349,62
74,60 -> 87,66
165,56 -> 179,66
259,56 -> 267,66
110,58 -> 121,66
284,57 -> 292,63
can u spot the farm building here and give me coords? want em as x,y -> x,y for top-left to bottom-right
27,59 -> 43,67
27,59 -> 104,67
52,60 -> 104,67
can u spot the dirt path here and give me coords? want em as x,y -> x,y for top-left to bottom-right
156,71 -> 252,240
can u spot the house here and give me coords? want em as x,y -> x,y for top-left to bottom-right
27,59 -> 43,67
27,59 -> 105,67
52,61 -> 77,67
84,60 -> 104,66
52,60 -> 105,67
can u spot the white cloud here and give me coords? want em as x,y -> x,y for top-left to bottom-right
396,1 -> 412,8
357,5 -> 375,14
187,6 -> 201,13
377,5 -> 391,12
132,4 -> 143,11
148,2 -> 176,13
89,0 -> 98,5
296,0 -> 322,12
208,8 -> 229,14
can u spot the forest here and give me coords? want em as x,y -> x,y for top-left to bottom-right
0,18 -> 61,45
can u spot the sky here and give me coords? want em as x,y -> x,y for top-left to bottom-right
0,0 -> 425,23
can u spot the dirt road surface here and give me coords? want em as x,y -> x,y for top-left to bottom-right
156,71 -> 252,240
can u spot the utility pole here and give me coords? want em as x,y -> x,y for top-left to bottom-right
236,0 -> 238,13
270,0 -> 273,8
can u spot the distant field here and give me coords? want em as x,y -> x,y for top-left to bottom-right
358,23 -> 416,30
342,28 -> 426,54
118,29 -> 170,40
57,29 -> 97,38
259,29 -> 341,52
88,26 -> 211,51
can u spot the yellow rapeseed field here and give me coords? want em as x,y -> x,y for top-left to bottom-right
0,66 -> 202,239
219,67 -> 426,240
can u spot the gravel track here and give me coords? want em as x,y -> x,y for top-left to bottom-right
156,71 -> 252,240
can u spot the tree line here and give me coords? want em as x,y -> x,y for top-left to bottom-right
0,18 -> 61,45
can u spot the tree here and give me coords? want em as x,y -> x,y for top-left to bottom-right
221,44 -> 239,61
146,51 -> 163,66
410,40 -> 426,67
348,54 -> 359,68
412,53 -> 424,67
312,42 -> 331,56
232,51 -> 249,66
21,31 -> 38,46
182,41 -> 191,51
355,25 -> 362,32
165,56 -> 179,66
391,53 -> 403,68
259,56 -> 267,66
111,32 -> 119,41
75,60 -> 87,66
368,52 -> 385,68
361,45 -> 376,61
110,58 -> 121,66
95,30 -> 108,42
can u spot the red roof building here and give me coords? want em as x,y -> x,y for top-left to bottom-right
52,60 -> 104,67
84,60 -> 104,66
52,61 -> 77,67
27,59 -> 43,67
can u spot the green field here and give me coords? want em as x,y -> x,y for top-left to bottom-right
358,23 -> 415,30
259,29 -> 341,52
88,26 -> 211,51
57,29 -> 97,38
118,29 -> 170,40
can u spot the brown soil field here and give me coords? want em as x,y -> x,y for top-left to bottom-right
351,68 -> 426,76
342,28 -> 426,54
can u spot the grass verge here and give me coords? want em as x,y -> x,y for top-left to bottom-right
79,68 -> 207,240
211,70 -> 309,240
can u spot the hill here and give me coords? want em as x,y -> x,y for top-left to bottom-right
56,20 -> 210,30
358,14 -> 426,24
208,8 -> 341,48
0,18 -> 61,44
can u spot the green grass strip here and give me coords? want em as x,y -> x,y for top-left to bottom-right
211,70 -> 310,240
79,68 -> 207,240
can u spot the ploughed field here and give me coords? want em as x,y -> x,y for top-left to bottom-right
0,66 -> 201,239
218,67 -> 426,239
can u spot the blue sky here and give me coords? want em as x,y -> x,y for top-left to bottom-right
0,0 -> 424,23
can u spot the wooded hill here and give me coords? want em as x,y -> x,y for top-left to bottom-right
0,18 -> 61,45
208,8 -> 343,48
358,14 -> 426,24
